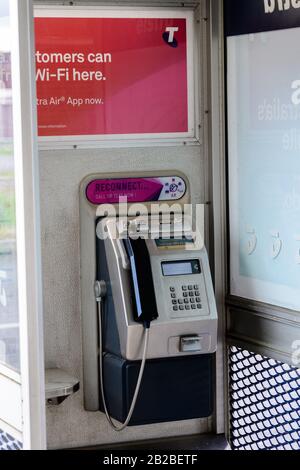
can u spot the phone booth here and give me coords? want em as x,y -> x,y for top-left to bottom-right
0,0 -> 299,453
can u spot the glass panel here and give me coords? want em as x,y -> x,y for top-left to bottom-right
0,0 -> 19,370
227,29 -> 300,311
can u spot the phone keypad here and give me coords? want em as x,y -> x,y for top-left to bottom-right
169,285 -> 202,312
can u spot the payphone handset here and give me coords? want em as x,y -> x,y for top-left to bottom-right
123,237 -> 159,325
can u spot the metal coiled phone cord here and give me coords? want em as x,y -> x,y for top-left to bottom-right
95,281 -> 150,432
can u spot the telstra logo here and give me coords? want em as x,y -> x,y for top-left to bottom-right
162,27 -> 179,48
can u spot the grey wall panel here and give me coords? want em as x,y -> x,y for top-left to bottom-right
39,146 -> 210,449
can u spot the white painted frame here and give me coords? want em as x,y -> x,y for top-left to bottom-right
0,0 -> 46,450
208,0 -> 227,436
35,4 -> 199,149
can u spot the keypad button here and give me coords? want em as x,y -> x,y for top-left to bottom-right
191,305 -> 196,310
185,305 -> 190,310
184,299 -> 189,304
182,286 -> 187,291
190,298 -> 195,304
179,305 -> 184,311
183,292 -> 188,298
173,306 -> 178,311
189,292 -> 194,297
196,297 -> 201,303
170,287 -> 175,292
194,285 -> 199,290
195,291 -> 200,297
188,285 -> 193,290
171,293 -> 176,299
197,304 -> 202,309
172,300 -> 177,305
178,299 -> 184,305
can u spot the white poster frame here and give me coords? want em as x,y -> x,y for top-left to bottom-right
35,5 -> 198,149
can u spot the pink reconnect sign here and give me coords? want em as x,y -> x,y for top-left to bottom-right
86,177 -> 186,205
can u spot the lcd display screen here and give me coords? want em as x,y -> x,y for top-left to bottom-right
161,260 -> 200,276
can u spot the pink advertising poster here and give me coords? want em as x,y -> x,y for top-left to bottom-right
34,11 -> 194,139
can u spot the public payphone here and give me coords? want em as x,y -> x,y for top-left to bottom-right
80,172 -> 217,430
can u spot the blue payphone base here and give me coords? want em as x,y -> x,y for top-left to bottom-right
101,353 -> 214,426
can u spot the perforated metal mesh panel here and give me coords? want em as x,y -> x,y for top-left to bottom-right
229,346 -> 300,450
0,429 -> 22,450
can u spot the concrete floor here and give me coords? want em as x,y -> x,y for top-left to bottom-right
81,434 -> 230,451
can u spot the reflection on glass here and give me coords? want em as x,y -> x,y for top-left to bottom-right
0,1 -> 20,371
227,29 -> 300,311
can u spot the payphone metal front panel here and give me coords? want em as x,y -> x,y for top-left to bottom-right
97,216 -> 217,361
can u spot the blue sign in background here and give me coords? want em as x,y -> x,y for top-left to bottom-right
225,0 -> 300,36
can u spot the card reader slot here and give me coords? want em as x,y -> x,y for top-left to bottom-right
123,238 -> 158,324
